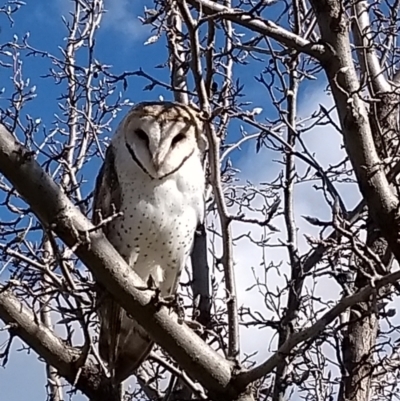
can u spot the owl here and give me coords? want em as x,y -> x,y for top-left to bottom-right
92,101 -> 207,385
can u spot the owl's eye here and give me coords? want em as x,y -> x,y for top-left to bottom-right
171,133 -> 186,147
135,129 -> 149,145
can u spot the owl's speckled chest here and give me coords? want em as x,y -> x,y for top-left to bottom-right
109,156 -> 204,295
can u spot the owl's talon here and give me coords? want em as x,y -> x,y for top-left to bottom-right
146,274 -> 157,290
163,295 -> 176,303
135,274 -> 158,291
152,294 -> 185,320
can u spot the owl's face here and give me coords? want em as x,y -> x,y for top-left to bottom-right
121,102 -> 205,180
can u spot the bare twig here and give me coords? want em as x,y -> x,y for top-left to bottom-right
178,0 -> 327,59
179,1 -> 240,361
235,268 -> 400,386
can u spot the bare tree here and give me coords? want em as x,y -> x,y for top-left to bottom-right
2,1 -> 400,401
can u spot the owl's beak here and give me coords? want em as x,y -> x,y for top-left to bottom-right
152,149 -> 167,171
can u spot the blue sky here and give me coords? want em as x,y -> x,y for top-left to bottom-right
0,1 -> 367,400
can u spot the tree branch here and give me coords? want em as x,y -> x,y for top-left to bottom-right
272,28 -> 301,401
234,268 -> 400,387
0,287 -> 117,401
309,0 -> 400,263
352,0 -> 391,93
167,2 -> 189,104
179,1 -> 240,360
178,0 -> 327,60
0,124 -> 253,401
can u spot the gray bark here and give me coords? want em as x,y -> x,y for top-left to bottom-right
338,90 -> 400,401
0,288 -> 119,401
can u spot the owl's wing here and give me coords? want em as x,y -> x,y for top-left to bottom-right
92,144 -> 124,380
92,144 -> 121,235
92,145 -> 153,384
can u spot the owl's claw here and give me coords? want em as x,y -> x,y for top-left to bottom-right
152,293 -> 185,321
157,293 -> 177,307
162,293 -> 176,303
134,274 -> 158,291
147,274 -> 158,290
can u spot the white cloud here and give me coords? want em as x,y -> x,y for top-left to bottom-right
101,0 -> 149,41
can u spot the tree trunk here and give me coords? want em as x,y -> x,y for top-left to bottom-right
338,89 -> 400,401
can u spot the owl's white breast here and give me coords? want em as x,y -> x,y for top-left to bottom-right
108,141 -> 205,295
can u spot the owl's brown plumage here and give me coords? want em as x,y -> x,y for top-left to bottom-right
92,101 -> 206,385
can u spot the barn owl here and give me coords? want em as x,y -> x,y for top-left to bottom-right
92,101 -> 207,385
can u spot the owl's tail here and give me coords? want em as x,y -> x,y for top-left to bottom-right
98,295 -> 154,382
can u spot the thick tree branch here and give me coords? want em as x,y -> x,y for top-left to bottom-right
338,229 -> 386,401
0,124 -> 252,401
167,3 -> 189,104
338,27 -> 400,399
179,0 -> 327,60
0,288 -> 117,401
352,0 -> 391,94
